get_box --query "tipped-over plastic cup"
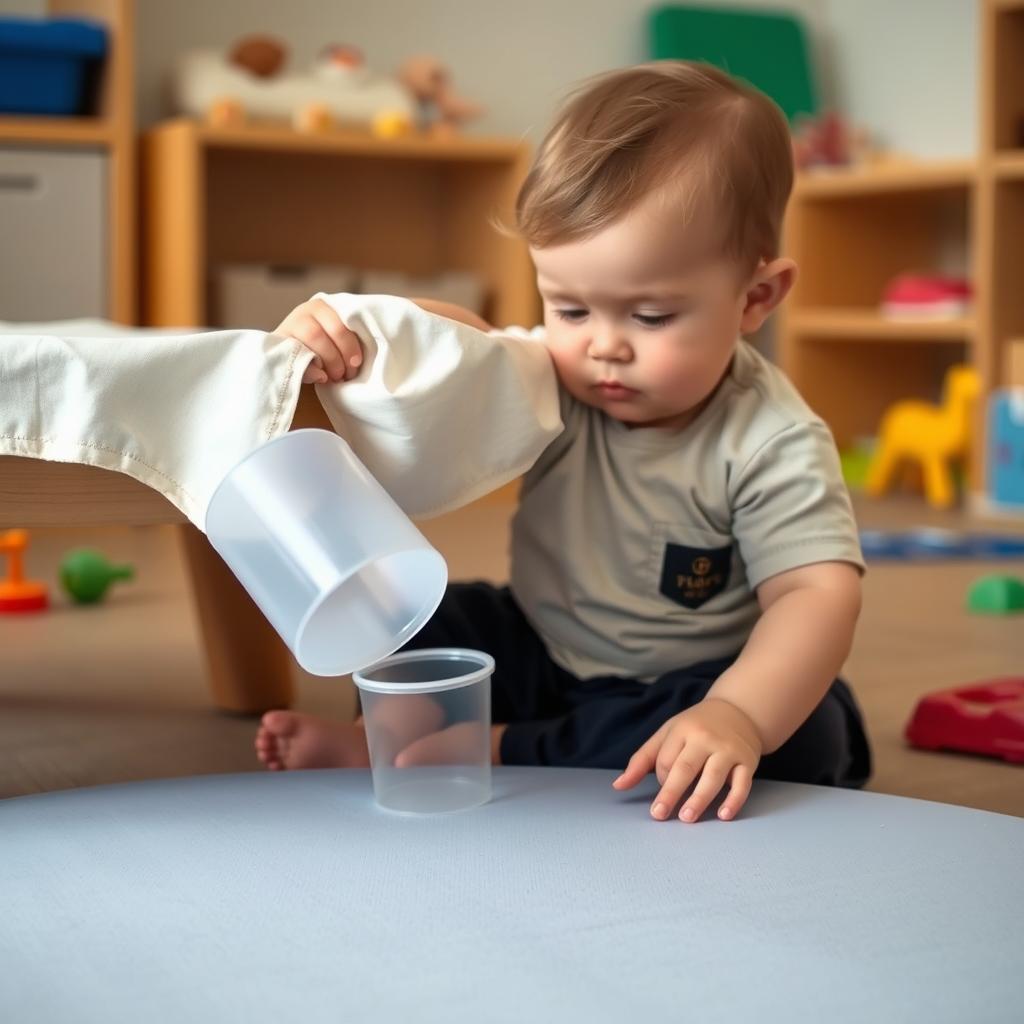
[353,648,493,814]
[204,429,448,677]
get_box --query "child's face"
[532,191,793,431]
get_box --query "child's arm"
[275,296,493,384]
[272,291,562,519]
[614,560,861,823]
[408,298,494,333]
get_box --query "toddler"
[255,61,870,823]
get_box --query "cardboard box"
[359,269,486,316]
[215,264,358,331]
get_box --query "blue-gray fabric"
[1,768,1020,1023]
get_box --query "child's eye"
[554,308,588,323]
[633,313,675,328]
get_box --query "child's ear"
[739,258,797,333]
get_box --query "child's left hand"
[613,698,762,823]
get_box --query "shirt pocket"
[650,523,734,610]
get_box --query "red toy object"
[905,678,1024,764]
[881,274,973,320]
[0,529,49,613]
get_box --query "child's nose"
[587,327,630,361]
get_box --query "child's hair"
[516,61,794,276]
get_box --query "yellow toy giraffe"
[865,365,982,508]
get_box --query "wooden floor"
[2,495,1022,816]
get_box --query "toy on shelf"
[791,110,873,170]
[880,274,972,321]
[988,389,1024,512]
[169,37,483,138]
[170,36,414,132]
[397,55,485,136]
[59,548,134,605]
[905,677,1024,763]
[859,528,1024,562]
[966,573,1024,615]
[0,529,49,613]
[864,365,981,509]
[839,437,876,491]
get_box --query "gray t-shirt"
[509,339,864,681]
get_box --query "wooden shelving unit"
[141,118,539,331]
[138,116,539,713]
[779,1,1024,497]
[0,0,135,323]
[779,164,974,453]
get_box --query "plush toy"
[792,110,873,170]
[170,35,414,132]
[397,55,485,135]
[170,36,483,137]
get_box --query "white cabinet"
[0,147,106,321]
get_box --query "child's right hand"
[274,297,364,385]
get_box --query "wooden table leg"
[178,524,295,714]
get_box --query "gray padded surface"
[1,767,1021,1023]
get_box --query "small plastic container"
[353,648,494,814]
[205,429,447,677]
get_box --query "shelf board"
[993,151,1024,179]
[154,117,527,163]
[794,159,976,198]
[790,308,975,343]
[0,116,113,146]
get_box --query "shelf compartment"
[990,3,1024,151]
[784,337,971,448]
[789,308,975,343]
[143,117,537,331]
[785,188,971,310]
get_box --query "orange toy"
[0,529,50,613]
[865,365,982,509]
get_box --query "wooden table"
[1,390,333,714]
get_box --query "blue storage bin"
[0,17,108,116]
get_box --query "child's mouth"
[595,381,638,399]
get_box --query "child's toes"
[254,725,286,769]
[261,710,301,739]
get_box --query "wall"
[816,0,978,158]
[0,0,978,155]
[133,0,823,135]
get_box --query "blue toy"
[859,528,1024,562]
[988,390,1024,511]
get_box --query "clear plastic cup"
[353,648,493,814]
[204,429,448,677]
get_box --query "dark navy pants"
[401,582,871,788]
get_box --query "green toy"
[59,548,135,604]
[839,438,877,491]
[966,574,1024,615]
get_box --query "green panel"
[650,5,818,122]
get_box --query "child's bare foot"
[255,711,370,771]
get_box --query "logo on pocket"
[659,543,731,608]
